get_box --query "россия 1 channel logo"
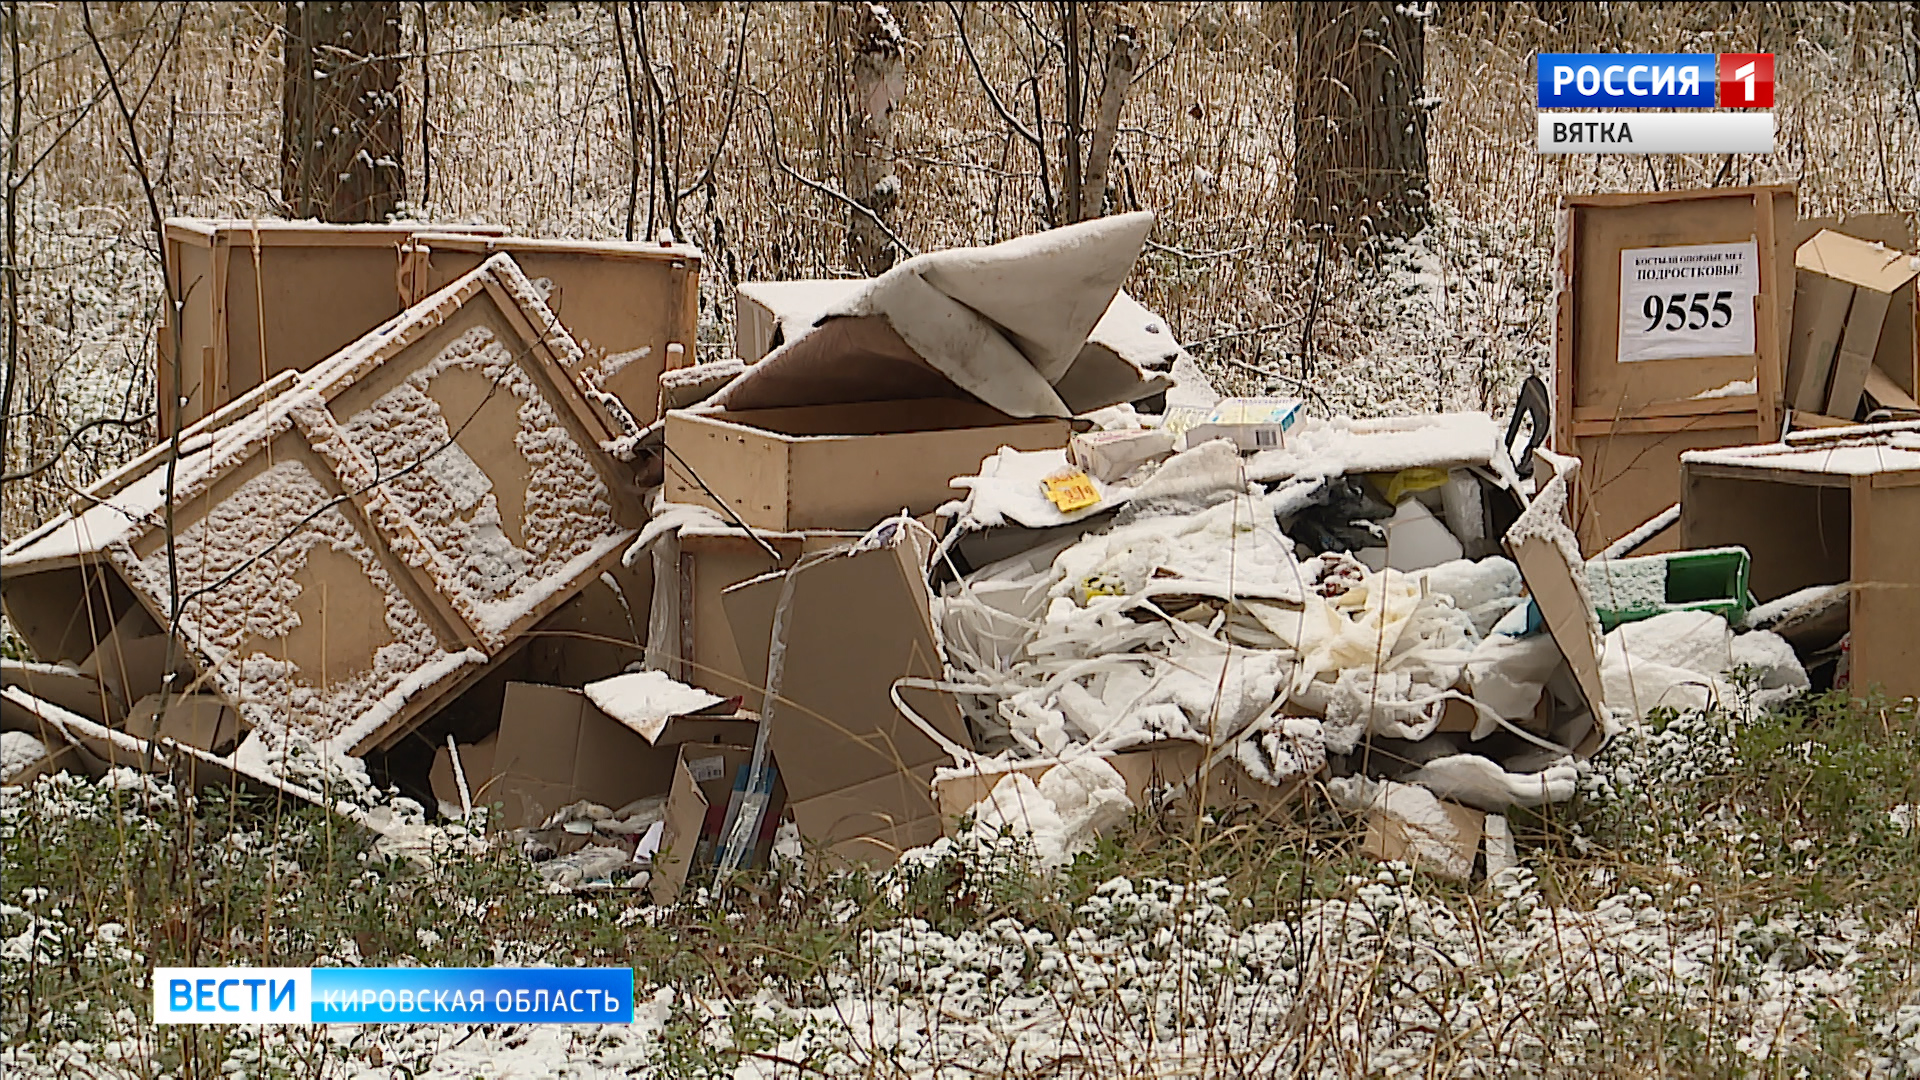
[1536,53,1775,155]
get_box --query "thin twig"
[1,412,155,483]
[945,1,1044,151]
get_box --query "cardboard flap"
[720,531,972,808]
[1504,451,1609,749]
[1796,229,1920,294]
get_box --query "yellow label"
[1043,471,1101,512]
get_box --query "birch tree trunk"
[846,2,905,274]
[1078,22,1140,221]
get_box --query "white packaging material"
[1378,499,1465,572]
[1483,813,1518,877]
[1406,753,1579,810]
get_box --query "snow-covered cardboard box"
[158,218,509,435]
[1,254,646,756]
[409,233,702,430]
[720,527,974,867]
[1682,421,1920,700]
[487,681,756,831]
[663,399,1070,532]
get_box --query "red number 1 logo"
[1717,53,1774,108]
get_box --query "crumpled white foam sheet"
[710,213,1163,418]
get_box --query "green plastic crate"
[1585,547,1751,631]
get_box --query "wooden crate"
[7,255,643,755]
[1553,185,1797,553]
[410,234,701,428]
[158,219,509,435]
[1681,424,1920,700]
[663,398,1071,532]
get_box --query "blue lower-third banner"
[153,967,634,1024]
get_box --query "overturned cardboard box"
[2,254,644,756]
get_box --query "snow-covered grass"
[5,690,1919,1078]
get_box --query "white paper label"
[1616,241,1759,363]
[687,756,726,784]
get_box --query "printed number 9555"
[1644,290,1734,332]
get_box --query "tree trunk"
[1291,1,1430,244]
[1079,22,1140,222]
[846,2,904,274]
[281,2,406,223]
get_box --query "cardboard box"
[429,732,499,813]
[1068,428,1177,482]
[1553,185,1796,554]
[645,530,856,700]
[157,219,509,434]
[3,254,644,754]
[720,529,973,865]
[1682,424,1920,701]
[664,399,1069,532]
[410,234,701,429]
[1785,230,1920,420]
[1187,397,1304,452]
[488,681,758,831]
[650,742,789,905]
[1504,452,1611,759]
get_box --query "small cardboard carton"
[649,742,789,905]
[721,527,974,865]
[663,398,1070,532]
[1068,428,1177,482]
[1785,230,1920,419]
[487,682,757,831]
[1186,397,1304,452]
